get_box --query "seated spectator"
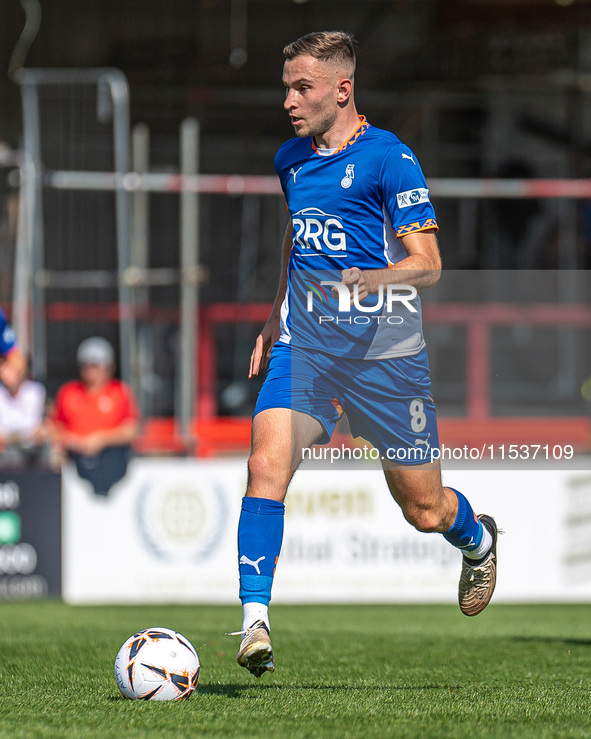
[50,337,140,496]
[0,354,50,468]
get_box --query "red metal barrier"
[199,301,591,422]
[422,302,591,419]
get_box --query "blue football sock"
[238,496,285,606]
[443,488,483,552]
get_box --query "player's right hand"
[249,320,280,378]
[249,334,266,378]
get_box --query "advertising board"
[0,470,61,600]
[62,457,591,604]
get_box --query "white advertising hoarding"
[62,457,591,604]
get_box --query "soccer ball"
[114,627,200,701]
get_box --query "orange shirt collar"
[312,115,369,155]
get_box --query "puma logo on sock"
[239,555,266,575]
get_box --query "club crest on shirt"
[341,164,355,189]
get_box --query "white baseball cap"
[76,337,115,366]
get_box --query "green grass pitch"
[0,601,589,738]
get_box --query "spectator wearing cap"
[50,337,140,495]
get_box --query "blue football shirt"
[0,308,17,356]
[274,116,438,359]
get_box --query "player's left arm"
[341,229,441,300]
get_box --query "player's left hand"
[339,267,369,304]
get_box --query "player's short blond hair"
[283,31,356,78]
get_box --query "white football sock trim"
[242,602,270,631]
[464,525,493,560]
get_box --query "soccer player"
[231,31,497,678]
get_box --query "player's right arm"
[249,222,292,378]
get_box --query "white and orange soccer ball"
[114,627,200,701]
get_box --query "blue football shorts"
[253,341,440,465]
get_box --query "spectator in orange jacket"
[51,337,139,495]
